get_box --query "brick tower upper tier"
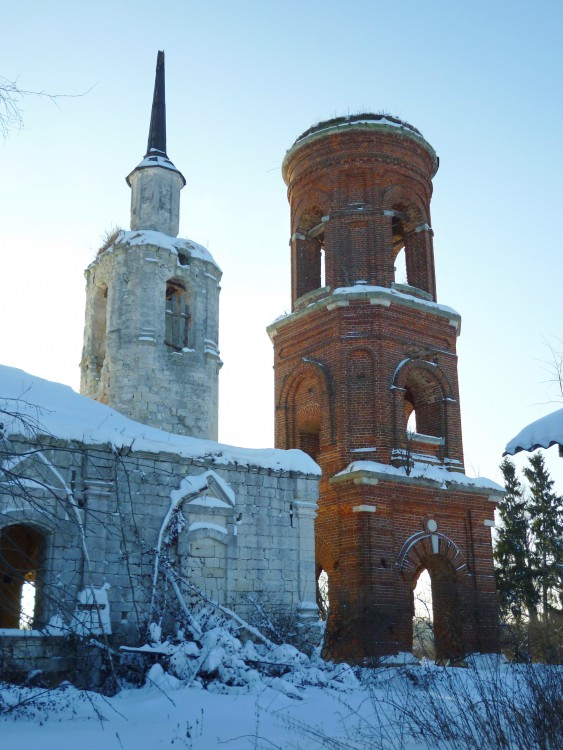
[283,114,439,308]
[270,114,460,471]
[80,52,222,439]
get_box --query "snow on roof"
[135,154,182,173]
[335,459,503,493]
[268,284,460,338]
[126,154,186,187]
[0,365,320,476]
[504,408,563,455]
[102,229,221,271]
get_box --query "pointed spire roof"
[146,50,167,158]
[126,50,185,187]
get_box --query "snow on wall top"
[336,459,504,493]
[504,409,563,455]
[0,365,320,476]
[99,229,220,272]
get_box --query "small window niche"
[165,281,191,351]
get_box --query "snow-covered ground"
[2,622,561,750]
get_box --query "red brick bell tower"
[268,114,502,661]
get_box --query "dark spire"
[145,50,167,158]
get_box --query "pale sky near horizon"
[1,0,562,491]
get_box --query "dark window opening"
[165,281,191,351]
[0,525,46,629]
[403,373,443,439]
[299,430,320,462]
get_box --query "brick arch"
[279,359,335,451]
[381,186,435,296]
[396,530,468,574]
[381,185,428,231]
[291,190,330,232]
[290,195,331,304]
[392,359,453,456]
[393,358,453,398]
[402,534,468,659]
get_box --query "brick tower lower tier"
[268,114,503,661]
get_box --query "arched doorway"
[412,555,463,660]
[0,524,46,629]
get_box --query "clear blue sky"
[1,0,562,490]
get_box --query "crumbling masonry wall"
[0,432,318,675]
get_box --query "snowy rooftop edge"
[97,229,221,272]
[332,285,460,317]
[0,365,320,476]
[333,459,504,493]
[126,153,186,185]
[504,408,563,456]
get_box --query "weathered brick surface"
[269,116,499,660]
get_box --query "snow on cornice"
[332,285,459,316]
[504,408,563,455]
[0,365,319,476]
[97,229,221,272]
[268,284,460,339]
[332,459,503,495]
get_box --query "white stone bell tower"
[80,51,222,439]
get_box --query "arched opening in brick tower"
[412,568,434,658]
[412,556,463,660]
[403,369,444,439]
[294,206,326,300]
[0,524,46,629]
[392,214,408,285]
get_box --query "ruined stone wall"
[0,433,318,663]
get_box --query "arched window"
[165,281,190,350]
[293,206,326,302]
[403,369,444,439]
[0,524,46,629]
